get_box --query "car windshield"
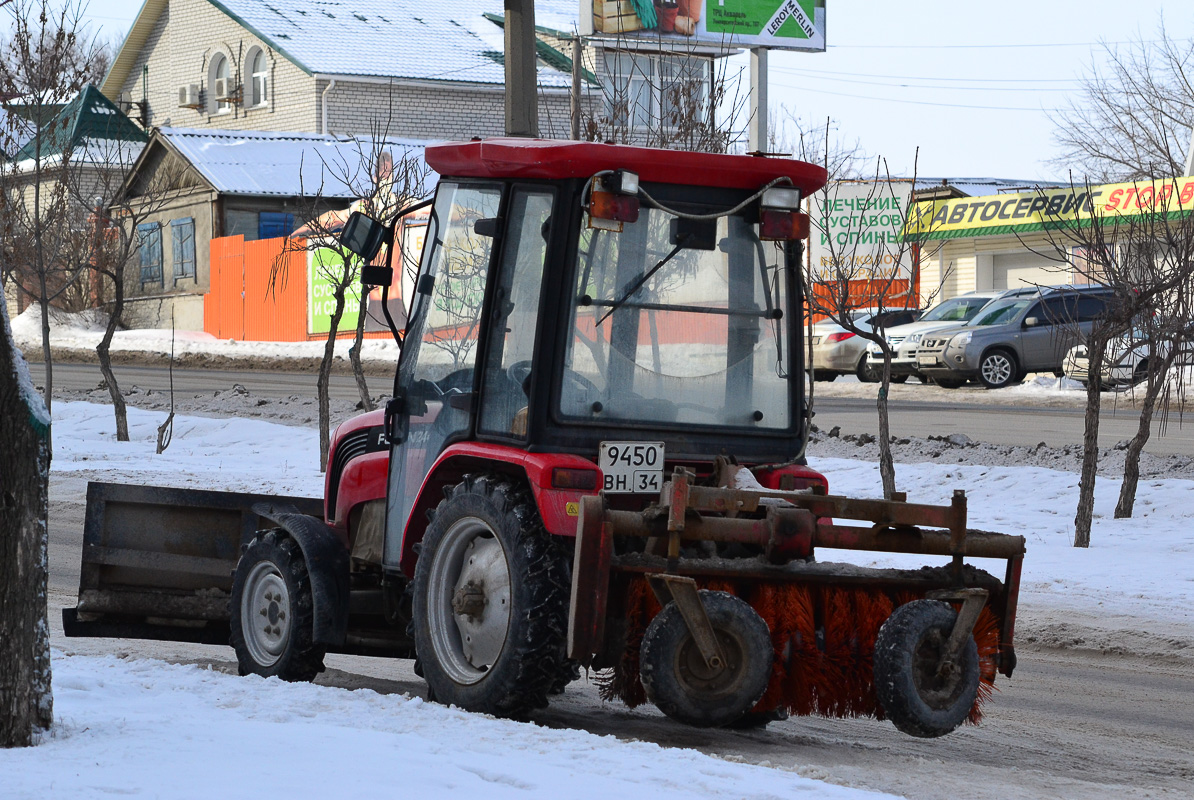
[562,205,791,430]
[920,296,991,323]
[970,298,1033,326]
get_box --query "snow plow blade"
[62,481,323,644]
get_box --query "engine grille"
[327,426,383,521]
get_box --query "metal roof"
[15,86,147,162]
[157,127,434,197]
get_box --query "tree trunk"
[1073,337,1108,548]
[349,283,373,411]
[318,289,348,472]
[0,304,54,747]
[876,351,896,499]
[97,274,128,441]
[1115,349,1177,518]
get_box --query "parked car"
[1063,327,1158,389]
[809,307,922,381]
[863,289,1038,381]
[915,286,1115,389]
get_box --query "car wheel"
[932,377,965,389]
[411,474,571,718]
[1130,359,1149,387]
[813,372,838,382]
[891,375,909,384]
[856,356,880,383]
[978,349,1018,390]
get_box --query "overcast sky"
[75,0,1194,183]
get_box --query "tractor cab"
[341,139,828,575]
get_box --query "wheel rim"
[673,629,747,698]
[427,517,512,685]
[981,354,1012,385]
[240,561,291,668]
[911,628,968,710]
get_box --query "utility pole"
[504,0,538,138]
[748,48,768,153]
[571,36,582,140]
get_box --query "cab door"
[383,182,502,570]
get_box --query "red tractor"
[67,139,1025,737]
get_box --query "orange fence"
[205,235,392,342]
[806,277,918,323]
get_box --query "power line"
[771,82,1060,112]
[827,38,1162,50]
[768,64,1081,85]
[769,67,1075,93]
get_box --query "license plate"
[917,355,938,366]
[599,441,664,494]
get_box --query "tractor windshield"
[562,204,792,430]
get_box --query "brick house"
[100,0,589,140]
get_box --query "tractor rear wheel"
[874,599,979,738]
[230,530,326,681]
[640,591,773,728]
[411,474,570,718]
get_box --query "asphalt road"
[816,395,1194,455]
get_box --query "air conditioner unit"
[212,77,227,101]
[177,84,200,108]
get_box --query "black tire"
[411,474,570,718]
[978,349,1018,389]
[1130,359,1149,387]
[891,374,909,384]
[640,591,774,728]
[812,372,838,382]
[932,377,965,389]
[856,356,880,383]
[874,600,979,738]
[230,530,326,681]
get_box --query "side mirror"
[1024,317,1039,328]
[339,211,389,262]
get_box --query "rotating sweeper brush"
[568,461,1025,736]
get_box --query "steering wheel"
[506,360,601,398]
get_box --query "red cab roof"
[424,138,828,197]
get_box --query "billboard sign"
[808,181,916,281]
[581,1,825,52]
[308,247,361,335]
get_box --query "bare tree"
[579,34,750,153]
[0,0,104,412]
[805,149,937,499]
[277,133,432,470]
[1051,21,1194,183]
[771,106,869,180]
[0,299,53,747]
[1030,179,1194,546]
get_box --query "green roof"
[16,85,147,162]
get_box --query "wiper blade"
[596,241,685,326]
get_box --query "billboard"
[808,181,916,280]
[308,247,362,335]
[581,1,825,52]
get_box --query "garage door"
[992,251,1067,290]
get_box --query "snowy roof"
[157,127,435,198]
[914,177,1068,198]
[105,1,578,95]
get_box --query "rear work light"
[551,468,599,491]
[587,171,641,232]
[824,331,856,343]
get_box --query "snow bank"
[0,654,894,800]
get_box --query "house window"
[138,222,162,285]
[210,53,232,114]
[248,48,268,107]
[171,218,196,280]
[603,52,711,130]
[258,211,294,239]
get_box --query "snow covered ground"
[3,400,1189,798]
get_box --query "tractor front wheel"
[230,530,326,681]
[411,474,570,718]
[640,591,774,728]
[874,599,979,738]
